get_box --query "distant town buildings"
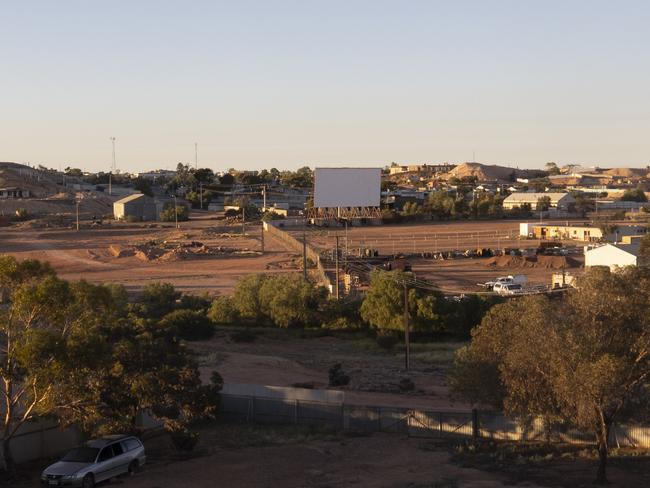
[0,187,31,199]
[520,223,646,242]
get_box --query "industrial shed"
[113,193,157,221]
[503,192,576,211]
[584,242,641,271]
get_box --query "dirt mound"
[485,255,580,269]
[603,167,647,178]
[445,162,542,182]
[108,244,134,258]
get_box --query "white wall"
[585,244,638,270]
[314,168,381,208]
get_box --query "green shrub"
[209,295,240,324]
[160,309,215,341]
[179,293,212,313]
[160,203,189,222]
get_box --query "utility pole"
[302,230,308,281]
[335,235,340,299]
[261,224,265,254]
[200,182,203,210]
[108,172,112,196]
[403,281,410,371]
[344,220,349,265]
[262,185,267,211]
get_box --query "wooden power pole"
[335,235,340,299]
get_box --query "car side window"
[112,442,124,456]
[98,446,114,462]
[123,438,141,451]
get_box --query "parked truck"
[482,274,528,290]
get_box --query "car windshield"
[61,447,99,463]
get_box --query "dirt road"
[0,218,297,294]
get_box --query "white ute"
[492,282,525,296]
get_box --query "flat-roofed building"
[503,192,576,211]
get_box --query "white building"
[503,192,576,211]
[584,242,641,271]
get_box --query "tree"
[360,270,444,332]
[159,309,215,341]
[186,190,213,209]
[536,195,551,211]
[639,232,650,260]
[620,186,648,203]
[208,295,240,325]
[452,267,650,484]
[231,274,268,324]
[280,166,313,188]
[545,162,561,176]
[193,168,214,185]
[0,268,222,460]
[0,257,63,472]
[258,274,326,328]
[219,173,235,186]
[133,178,153,197]
[160,204,189,222]
[133,282,181,319]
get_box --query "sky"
[1,0,649,173]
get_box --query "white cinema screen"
[313,167,381,208]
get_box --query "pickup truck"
[482,275,527,290]
[492,282,525,296]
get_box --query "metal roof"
[503,192,574,203]
[114,193,149,204]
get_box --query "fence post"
[472,409,479,440]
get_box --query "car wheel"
[82,473,95,488]
[128,460,139,475]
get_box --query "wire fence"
[220,393,650,448]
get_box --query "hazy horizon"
[2,1,649,172]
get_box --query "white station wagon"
[41,435,146,487]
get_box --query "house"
[502,192,576,211]
[0,187,31,199]
[113,193,158,221]
[584,241,643,271]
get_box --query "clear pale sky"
[1,1,649,172]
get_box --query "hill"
[444,162,544,182]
